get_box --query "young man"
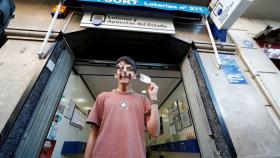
[85,56,160,158]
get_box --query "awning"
[65,0,209,15]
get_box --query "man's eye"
[117,66,124,70]
[127,67,133,71]
[117,66,133,71]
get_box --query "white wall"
[50,71,95,158]
[231,17,280,35]
[229,17,280,130]
[201,17,280,157]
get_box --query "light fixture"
[76,98,86,103]
[84,107,91,110]
[141,90,147,94]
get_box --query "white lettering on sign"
[189,6,203,12]
[104,0,137,5]
[107,15,137,22]
[143,2,178,9]
[81,12,175,34]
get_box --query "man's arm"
[147,103,160,138]
[84,126,99,158]
[147,82,160,138]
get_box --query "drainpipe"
[205,17,222,69]
[38,0,62,59]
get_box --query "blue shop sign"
[77,0,209,15]
[219,54,247,84]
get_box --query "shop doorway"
[39,29,201,158]
[10,28,223,158]
[39,63,200,158]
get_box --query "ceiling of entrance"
[74,65,182,106]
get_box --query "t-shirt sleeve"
[143,96,152,126]
[86,93,104,127]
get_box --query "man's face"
[115,61,136,85]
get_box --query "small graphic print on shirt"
[120,101,128,110]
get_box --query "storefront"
[0,1,239,157]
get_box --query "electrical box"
[210,0,253,30]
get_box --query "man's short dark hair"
[115,56,137,73]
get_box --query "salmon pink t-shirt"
[86,90,152,158]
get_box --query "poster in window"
[169,124,176,135]
[47,113,63,140]
[70,107,86,129]
[173,100,179,113]
[63,100,75,119]
[57,103,65,114]
[175,120,182,132]
[168,105,173,125]
[180,110,192,128]
[178,98,186,113]
[168,100,181,125]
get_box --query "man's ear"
[114,71,117,78]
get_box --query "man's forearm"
[147,104,160,137]
[85,127,99,158]
[147,82,160,137]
